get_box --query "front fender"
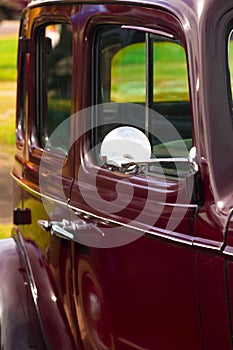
[0,238,46,349]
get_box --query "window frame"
[91,24,192,179]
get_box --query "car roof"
[27,0,232,8]
[27,0,233,23]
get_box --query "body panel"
[73,239,202,349]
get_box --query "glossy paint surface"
[0,238,46,349]
[3,0,233,349]
[73,239,202,349]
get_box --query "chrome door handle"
[38,219,74,240]
[38,217,107,242]
[38,219,87,241]
[51,224,74,240]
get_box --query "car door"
[194,11,233,350]
[12,7,78,348]
[68,4,203,349]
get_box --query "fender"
[14,227,77,349]
[0,231,77,349]
[0,237,46,349]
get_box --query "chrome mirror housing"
[100,126,198,177]
[100,126,152,162]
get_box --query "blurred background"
[0,2,22,238]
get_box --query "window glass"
[37,23,72,151]
[111,42,146,102]
[93,26,192,177]
[16,39,27,146]
[153,41,189,102]
[111,40,189,103]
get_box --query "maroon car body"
[1,0,233,348]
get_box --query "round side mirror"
[100,126,152,176]
[100,126,197,178]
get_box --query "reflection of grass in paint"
[111,42,189,102]
[18,198,50,252]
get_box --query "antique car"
[1,0,233,348]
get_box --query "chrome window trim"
[11,172,228,255]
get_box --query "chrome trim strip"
[12,173,195,246]
[69,200,194,246]
[28,0,72,6]
[223,246,233,257]
[193,240,223,251]
[122,25,175,38]
[12,173,225,254]
[159,202,197,209]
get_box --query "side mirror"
[100,126,198,177]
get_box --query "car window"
[92,26,192,178]
[16,37,27,147]
[36,23,72,152]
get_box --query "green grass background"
[0,35,17,150]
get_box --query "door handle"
[38,219,86,240]
[51,224,74,240]
[38,216,107,242]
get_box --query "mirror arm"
[104,156,198,177]
[122,157,189,166]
